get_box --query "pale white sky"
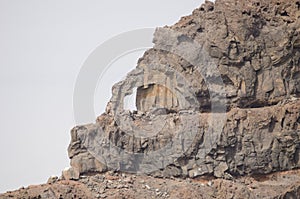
[0,0,205,193]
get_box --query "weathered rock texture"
[66,0,300,194]
[138,0,300,111]
[2,169,300,199]
[69,99,300,179]
[136,84,179,112]
[1,0,300,198]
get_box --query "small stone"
[214,162,228,178]
[47,176,58,184]
[62,167,80,180]
[117,184,123,189]
[123,177,133,184]
[207,181,213,187]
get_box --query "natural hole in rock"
[124,88,138,112]
[94,50,146,115]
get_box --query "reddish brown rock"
[1,169,300,199]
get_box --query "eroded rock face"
[67,0,300,181]
[136,84,179,112]
[136,0,300,111]
[69,99,300,178]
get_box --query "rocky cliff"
[2,0,300,198]
[67,0,300,180]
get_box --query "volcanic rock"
[2,0,300,198]
[67,0,300,180]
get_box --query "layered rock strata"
[67,0,300,180]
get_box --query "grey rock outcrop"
[67,0,300,180]
[69,99,300,178]
[137,0,300,111]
